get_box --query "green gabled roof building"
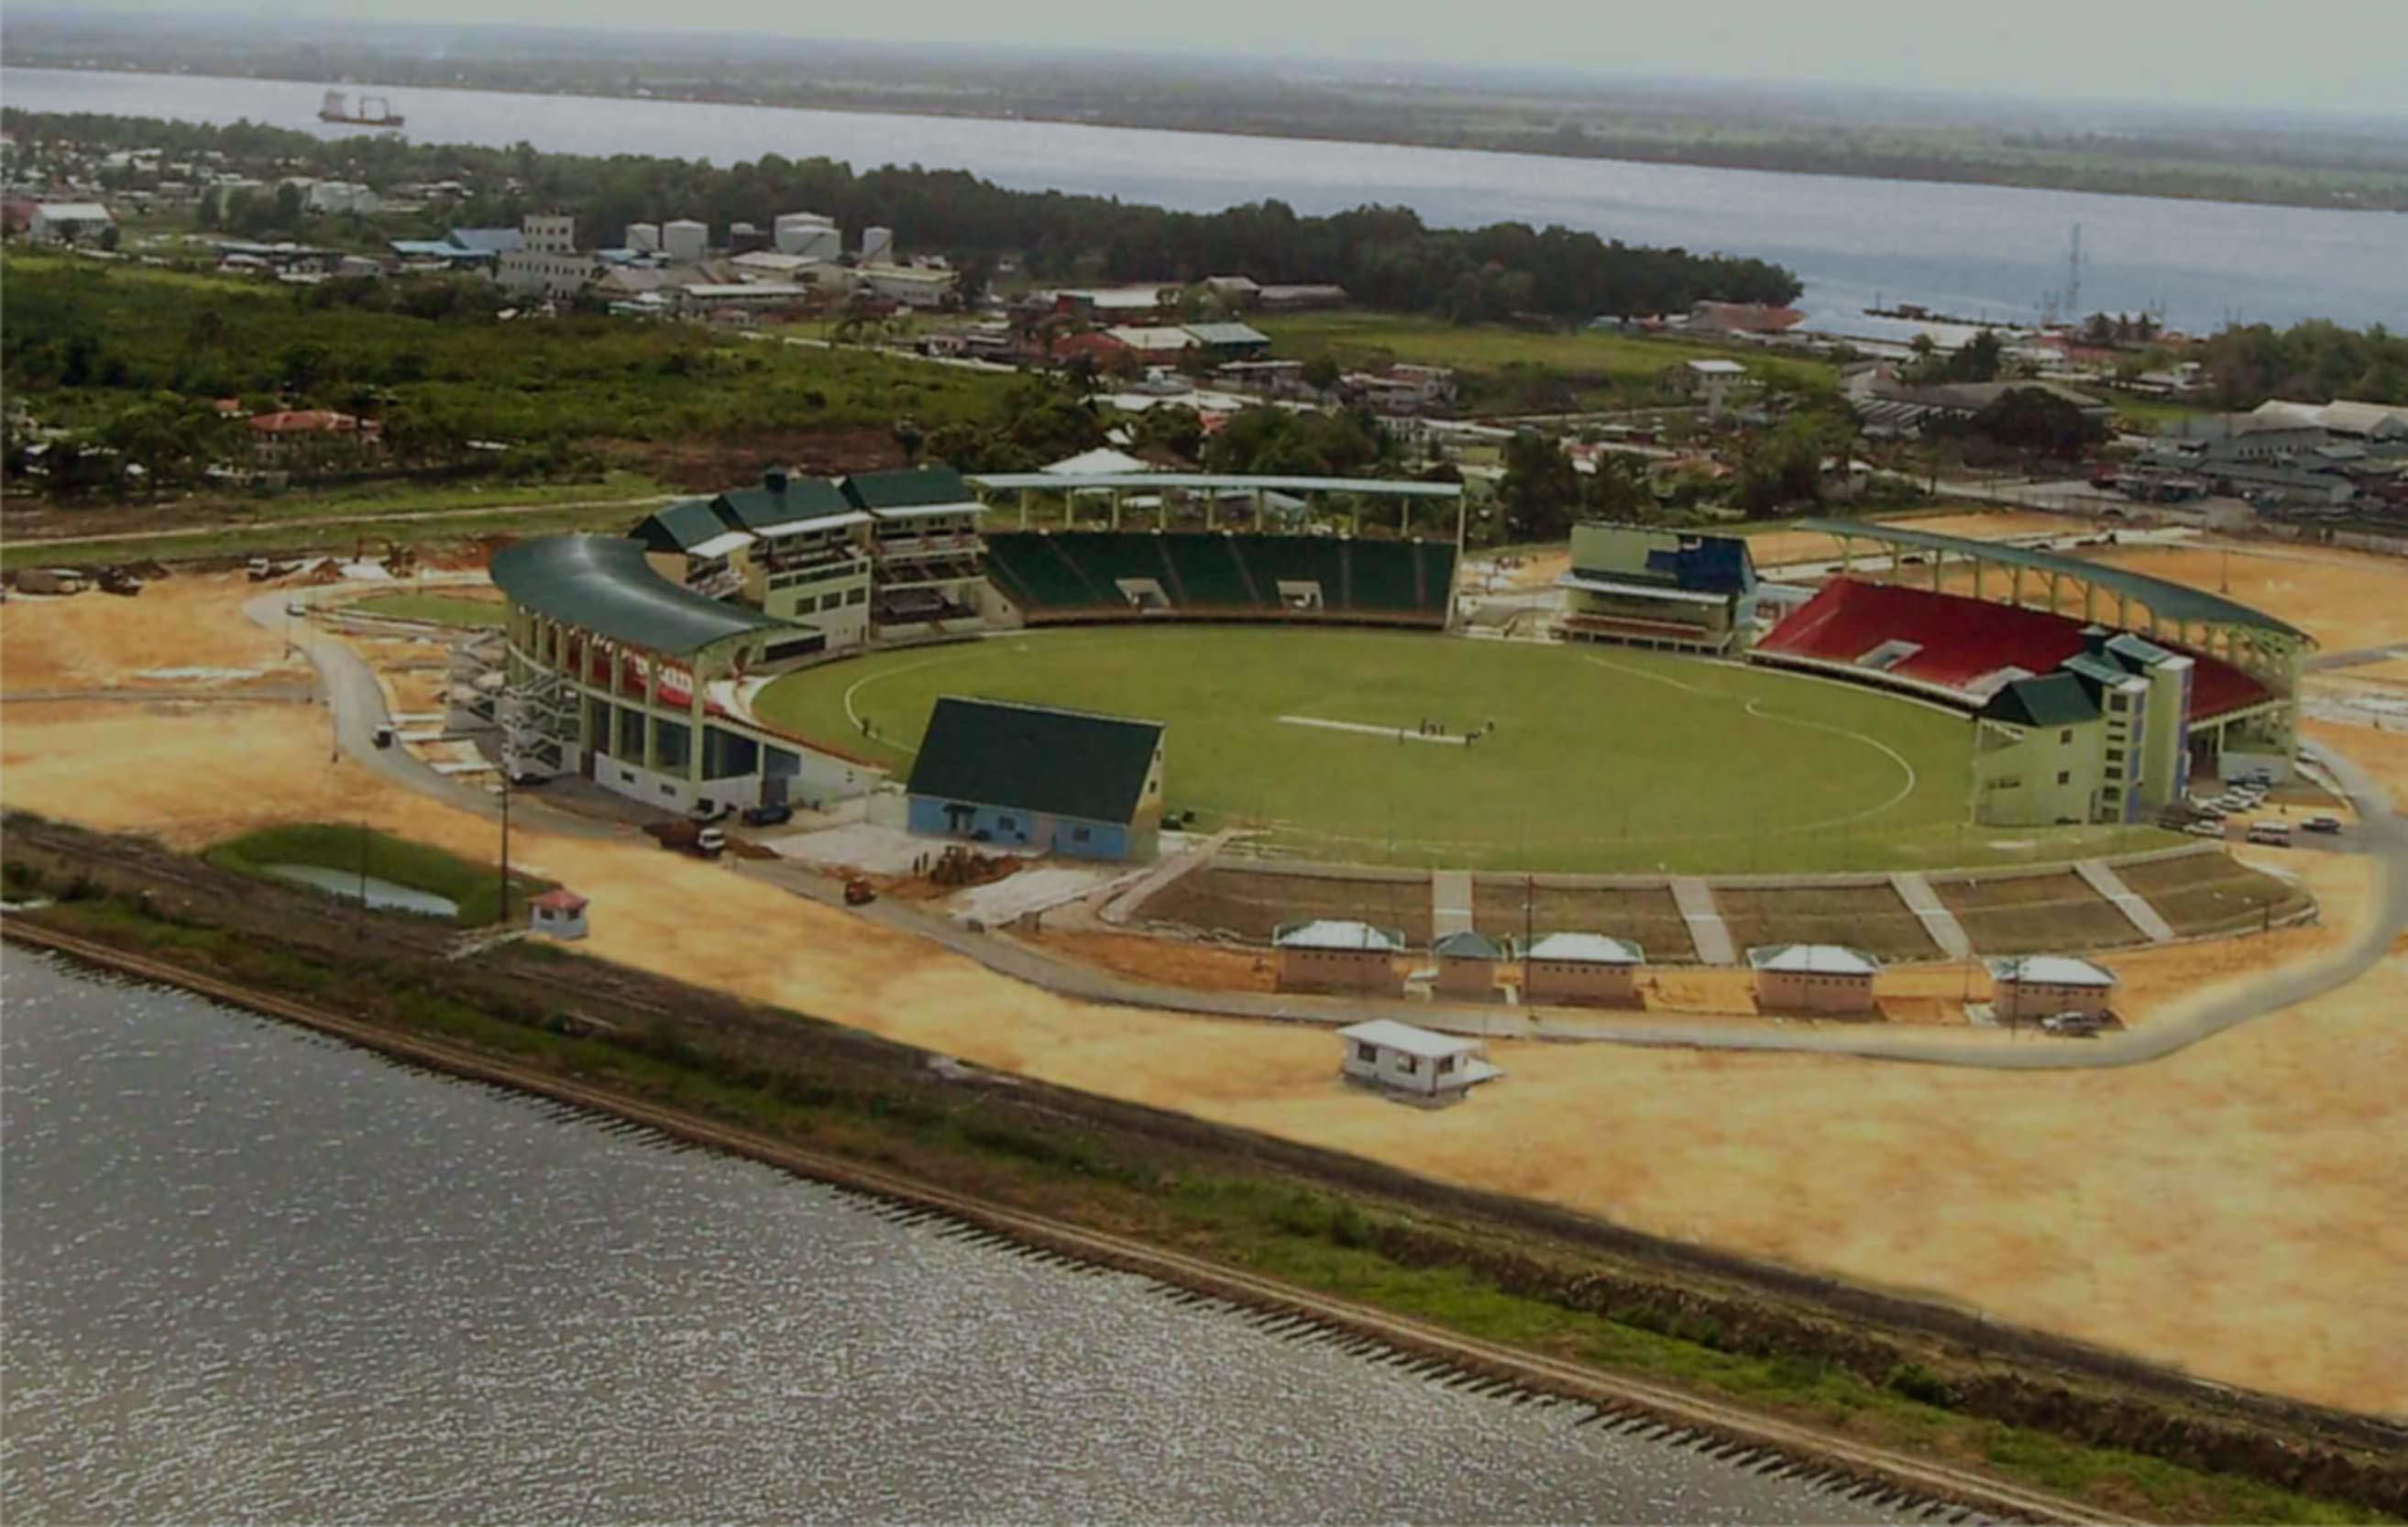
[632,497,736,555]
[841,465,979,515]
[903,696,1165,862]
[711,468,857,533]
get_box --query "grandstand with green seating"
[967,471,1467,631]
[984,531,1457,628]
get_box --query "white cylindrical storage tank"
[859,225,893,265]
[662,218,709,261]
[796,225,841,262]
[625,222,660,253]
[774,211,833,253]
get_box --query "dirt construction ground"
[3,570,2403,1420]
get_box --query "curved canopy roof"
[968,472,1464,499]
[1794,518,2305,641]
[490,535,791,655]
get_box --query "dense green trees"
[2194,320,2408,409]
[1202,407,1396,477]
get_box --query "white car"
[2184,820,2227,838]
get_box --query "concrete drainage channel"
[10,921,2128,1526]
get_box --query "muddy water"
[1,954,1905,1523]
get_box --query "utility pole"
[498,747,513,928]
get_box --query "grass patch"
[347,592,507,628]
[3,251,1013,452]
[204,823,545,927]
[752,625,2139,873]
[1253,310,1838,411]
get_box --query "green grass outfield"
[753,628,2158,873]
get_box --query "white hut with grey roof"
[1518,932,1645,1007]
[1336,1019,1501,1101]
[1274,919,1404,995]
[1747,943,1878,1015]
[1986,954,2117,1022]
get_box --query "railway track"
[6,917,2146,1526]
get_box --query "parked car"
[2246,820,2293,846]
[2184,820,2226,838]
[2302,814,2343,834]
[2041,1012,2103,1037]
[741,802,794,829]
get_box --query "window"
[2106,748,2126,763]
[2057,770,2072,785]
[2060,728,2073,743]
[1438,1055,1457,1074]
[1355,1042,1378,1063]
[1071,825,1091,842]
[1399,1055,1419,1074]
[848,587,867,605]
[2109,695,2130,712]
[998,815,1016,831]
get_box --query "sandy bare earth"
[1743,509,2074,570]
[3,572,2403,1418]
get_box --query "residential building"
[1336,1019,1502,1101]
[27,201,114,244]
[860,263,956,308]
[1428,929,1502,1000]
[246,409,380,465]
[1987,954,2117,1023]
[1182,322,1272,361]
[1517,932,1645,1006]
[903,697,1166,861]
[495,214,595,299]
[1105,324,1199,357]
[1748,944,1878,1015]
[1276,921,1405,995]
[528,888,589,941]
[304,181,379,216]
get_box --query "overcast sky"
[50,1,2408,117]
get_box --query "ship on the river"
[318,89,404,128]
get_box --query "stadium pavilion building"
[1752,520,2312,828]
[485,535,872,815]
[486,466,1468,816]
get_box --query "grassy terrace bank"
[205,823,547,928]
[2,821,2399,1523]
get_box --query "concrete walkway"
[1890,872,1973,960]
[1669,877,1738,965]
[1431,870,1475,939]
[2075,858,2177,945]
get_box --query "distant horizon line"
[6,6,2406,131]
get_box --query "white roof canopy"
[1986,954,2117,987]
[1337,1019,1479,1060]
[1748,943,1878,975]
[1523,932,1644,965]
[1278,918,1403,952]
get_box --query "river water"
[0,952,1902,1523]
[5,65,2403,338]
